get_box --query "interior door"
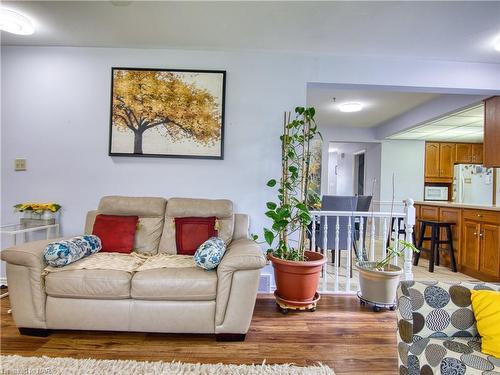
[425,143,440,178]
[480,224,500,279]
[439,143,455,178]
[462,220,481,271]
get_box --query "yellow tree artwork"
[110,68,225,158]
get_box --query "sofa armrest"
[215,239,266,329]
[1,238,59,269]
[396,281,414,373]
[1,238,60,329]
[217,239,266,273]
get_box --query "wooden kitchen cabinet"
[480,224,500,278]
[415,203,500,281]
[425,143,441,178]
[471,144,483,164]
[455,143,472,163]
[461,208,500,281]
[461,220,481,272]
[484,96,500,168]
[439,143,455,178]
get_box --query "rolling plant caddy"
[355,183,419,311]
[255,107,326,313]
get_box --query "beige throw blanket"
[43,252,196,275]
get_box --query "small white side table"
[0,222,60,301]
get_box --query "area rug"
[0,355,335,374]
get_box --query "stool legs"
[428,225,438,273]
[414,222,426,266]
[446,225,458,272]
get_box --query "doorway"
[354,151,365,196]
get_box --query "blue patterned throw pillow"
[44,235,102,267]
[194,237,226,270]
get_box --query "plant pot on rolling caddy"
[355,239,419,311]
[256,106,326,313]
[269,250,326,310]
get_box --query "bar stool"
[386,217,416,249]
[414,220,457,273]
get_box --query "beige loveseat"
[1,196,266,341]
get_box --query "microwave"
[424,186,449,201]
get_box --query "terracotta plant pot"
[269,250,326,305]
[355,261,403,305]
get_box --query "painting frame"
[108,67,226,160]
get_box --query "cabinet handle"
[474,232,477,236]
[477,214,483,218]
[479,232,483,238]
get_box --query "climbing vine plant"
[260,107,321,261]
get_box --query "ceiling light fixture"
[0,8,34,35]
[338,102,363,113]
[494,36,500,52]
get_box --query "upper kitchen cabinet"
[455,143,483,164]
[425,142,455,182]
[471,143,483,164]
[484,96,500,168]
[439,143,455,178]
[425,142,441,178]
[455,143,472,163]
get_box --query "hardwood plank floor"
[1,294,398,374]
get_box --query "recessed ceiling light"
[0,8,34,35]
[339,102,363,113]
[494,36,500,52]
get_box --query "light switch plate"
[15,158,27,171]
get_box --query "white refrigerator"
[453,164,493,205]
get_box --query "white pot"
[356,261,403,305]
[42,211,54,220]
[23,211,33,219]
[32,212,41,220]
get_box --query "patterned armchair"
[396,281,500,375]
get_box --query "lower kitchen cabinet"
[415,204,500,281]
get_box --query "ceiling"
[307,85,440,128]
[389,104,484,142]
[2,1,500,64]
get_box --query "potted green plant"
[256,107,326,311]
[356,239,419,308]
[355,180,419,309]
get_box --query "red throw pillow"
[92,214,139,253]
[175,217,218,255]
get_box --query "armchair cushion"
[194,237,226,270]
[43,235,101,267]
[471,290,500,358]
[92,214,138,253]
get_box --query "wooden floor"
[1,294,398,374]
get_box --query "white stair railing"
[310,198,415,294]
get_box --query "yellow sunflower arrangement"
[14,202,62,213]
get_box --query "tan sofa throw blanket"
[43,252,195,275]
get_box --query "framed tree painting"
[109,67,226,159]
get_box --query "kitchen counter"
[414,201,500,281]
[415,201,500,212]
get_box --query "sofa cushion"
[131,267,217,301]
[92,214,139,253]
[158,197,234,254]
[410,337,500,374]
[175,217,218,255]
[45,269,131,299]
[85,196,167,255]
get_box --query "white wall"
[2,46,498,282]
[327,142,381,201]
[379,140,426,204]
